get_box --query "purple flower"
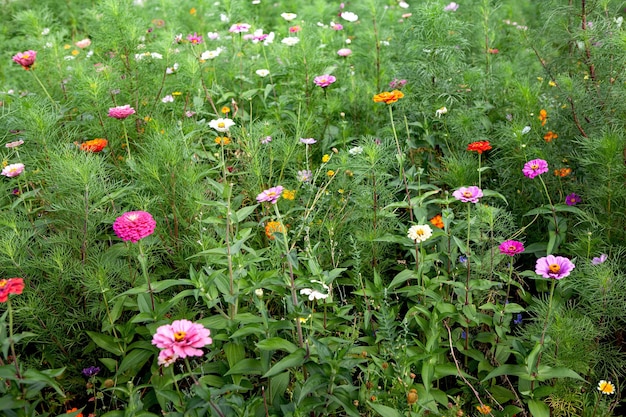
[522,159,549,179]
[313,74,337,88]
[257,186,284,204]
[300,138,317,145]
[444,2,459,11]
[389,78,407,89]
[565,193,581,206]
[535,255,575,280]
[297,170,312,182]
[499,240,525,256]
[229,23,251,33]
[82,366,101,378]
[453,186,483,203]
[592,254,607,265]
[513,314,523,325]
[458,255,467,265]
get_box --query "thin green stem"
[7,298,22,379]
[137,241,155,311]
[31,71,58,111]
[122,122,131,159]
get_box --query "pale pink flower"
[108,105,136,119]
[453,186,483,203]
[444,2,459,11]
[152,319,212,366]
[337,48,352,57]
[112,211,156,242]
[535,255,575,280]
[75,38,92,48]
[314,74,336,88]
[5,140,24,148]
[229,23,251,33]
[1,163,25,178]
[257,186,284,204]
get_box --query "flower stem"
[531,279,556,391]
[7,297,22,379]
[137,241,155,311]
[31,71,58,111]
[122,122,132,159]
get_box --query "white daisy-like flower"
[407,224,433,243]
[281,13,297,21]
[201,48,223,60]
[281,37,300,46]
[209,118,235,132]
[300,288,329,301]
[256,69,270,77]
[340,12,359,22]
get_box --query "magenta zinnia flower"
[522,159,549,179]
[535,255,575,280]
[108,105,136,119]
[1,163,25,178]
[186,32,203,44]
[257,186,284,204]
[565,193,581,206]
[0,278,25,303]
[499,240,525,256]
[314,74,337,88]
[453,186,483,203]
[113,211,156,242]
[12,50,37,70]
[152,319,212,366]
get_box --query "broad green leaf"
[367,401,403,417]
[117,348,154,374]
[528,399,550,417]
[481,364,527,382]
[86,331,124,356]
[225,358,264,376]
[257,337,298,353]
[262,348,306,378]
[537,366,585,382]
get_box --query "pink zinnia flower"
[565,193,581,206]
[592,254,607,265]
[300,138,317,145]
[0,278,25,303]
[108,105,136,119]
[453,186,483,203]
[112,211,156,242]
[152,319,212,366]
[314,74,336,88]
[186,32,203,44]
[522,159,549,179]
[75,38,92,49]
[535,255,575,279]
[499,240,525,256]
[12,50,37,70]
[1,163,25,178]
[337,48,352,57]
[5,140,24,148]
[257,186,284,204]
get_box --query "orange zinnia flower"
[79,138,108,153]
[543,131,558,142]
[538,109,548,126]
[429,214,444,229]
[476,405,492,415]
[66,408,84,417]
[466,140,492,154]
[265,221,286,240]
[554,167,571,177]
[372,90,404,104]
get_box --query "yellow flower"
[214,136,231,145]
[63,44,71,50]
[598,380,615,395]
[548,80,556,87]
[221,106,230,114]
[265,221,285,240]
[327,170,335,177]
[282,189,296,200]
[322,154,330,163]
[476,405,492,415]
[71,49,79,56]
[189,7,196,15]
[172,91,182,96]
[338,189,344,194]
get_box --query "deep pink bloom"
[108,105,136,119]
[499,240,525,256]
[453,186,483,203]
[12,50,37,70]
[113,211,156,242]
[331,23,344,30]
[257,186,284,204]
[565,193,581,206]
[1,163,25,178]
[389,78,407,89]
[522,159,549,179]
[152,319,212,366]
[0,278,25,303]
[535,255,575,280]
[314,74,336,88]
[186,32,203,44]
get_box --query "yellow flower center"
[531,164,539,169]
[548,263,561,274]
[174,331,186,342]
[463,191,473,198]
[415,229,424,236]
[218,122,225,128]
[509,245,517,251]
[0,280,7,287]
[23,53,30,59]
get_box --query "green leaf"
[86,331,124,356]
[117,348,154,375]
[524,205,554,216]
[536,366,585,382]
[262,348,306,378]
[225,358,264,376]
[233,204,258,223]
[387,269,416,290]
[452,236,468,255]
[527,399,550,417]
[481,364,527,382]
[256,337,298,353]
[22,368,66,397]
[482,189,508,205]
[367,401,403,417]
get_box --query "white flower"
[340,12,359,22]
[64,55,75,61]
[161,95,174,103]
[380,40,390,46]
[41,28,50,36]
[207,32,220,40]
[263,32,275,45]
[281,12,297,21]
[300,288,329,301]
[435,107,448,117]
[256,69,270,77]
[399,1,410,8]
[201,48,223,60]
[44,42,53,49]
[166,63,179,74]
[281,37,300,46]
[220,13,230,23]
[407,224,433,243]
[150,52,163,59]
[615,16,623,28]
[86,50,94,58]
[345,38,352,44]
[209,118,235,132]
[254,288,264,297]
[521,126,531,135]
[348,146,363,155]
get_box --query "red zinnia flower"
[466,141,492,154]
[0,278,25,303]
[79,138,108,153]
